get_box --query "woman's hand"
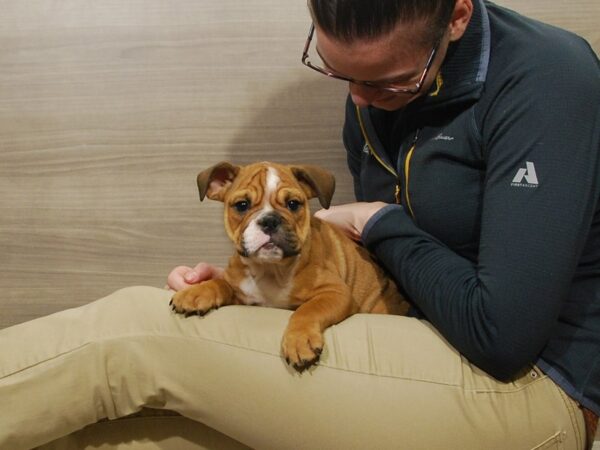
[166,262,224,291]
[314,201,388,241]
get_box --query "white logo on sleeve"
[433,133,455,141]
[511,162,539,188]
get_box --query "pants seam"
[465,372,548,394]
[7,331,557,394]
[0,343,93,379]
[555,380,585,449]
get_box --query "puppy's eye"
[233,200,250,213]
[287,200,302,212]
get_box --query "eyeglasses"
[301,23,440,95]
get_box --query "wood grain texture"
[1,1,598,328]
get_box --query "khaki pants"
[0,286,587,450]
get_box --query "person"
[1,0,598,449]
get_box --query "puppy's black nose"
[258,213,282,235]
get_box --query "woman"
[172,0,600,448]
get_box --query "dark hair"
[308,0,456,45]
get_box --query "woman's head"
[304,0,472,110]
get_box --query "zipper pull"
[395,182,401,204]
[411,129,420,146]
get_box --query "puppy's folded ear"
[197,162,240,202]
[290,165,336,209]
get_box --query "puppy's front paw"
[170,281,222,317]
[281,325,324,373]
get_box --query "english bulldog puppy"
[170,161,408,372]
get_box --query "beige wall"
[1,1,599,328]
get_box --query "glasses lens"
[306,50,335,76]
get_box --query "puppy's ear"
[290,165,336,209]
[197,162,240,202]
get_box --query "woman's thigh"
[0,286,586,450]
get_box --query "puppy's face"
[197,162,335,263]
[225,164,311,261]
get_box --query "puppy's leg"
[282,285,357,372]
[170,279,234,317]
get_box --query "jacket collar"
[419,0,490,110]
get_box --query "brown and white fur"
[170,161,408,372]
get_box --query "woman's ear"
[448,0,474,42]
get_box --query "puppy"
[171,161,408,372]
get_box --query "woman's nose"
[349,82,381,107]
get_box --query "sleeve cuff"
[362,204,403,242]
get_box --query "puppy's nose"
[258,213,282,235]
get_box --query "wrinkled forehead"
[229,163,301,198]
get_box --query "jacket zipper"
[355,105,420,216]
[355,106,402,204]
[403,129,420,218]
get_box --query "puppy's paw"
[281,325,324,373]
[170,282,222,317]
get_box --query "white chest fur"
[238,268,294,309]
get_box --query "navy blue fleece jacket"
[345,0,600,414]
